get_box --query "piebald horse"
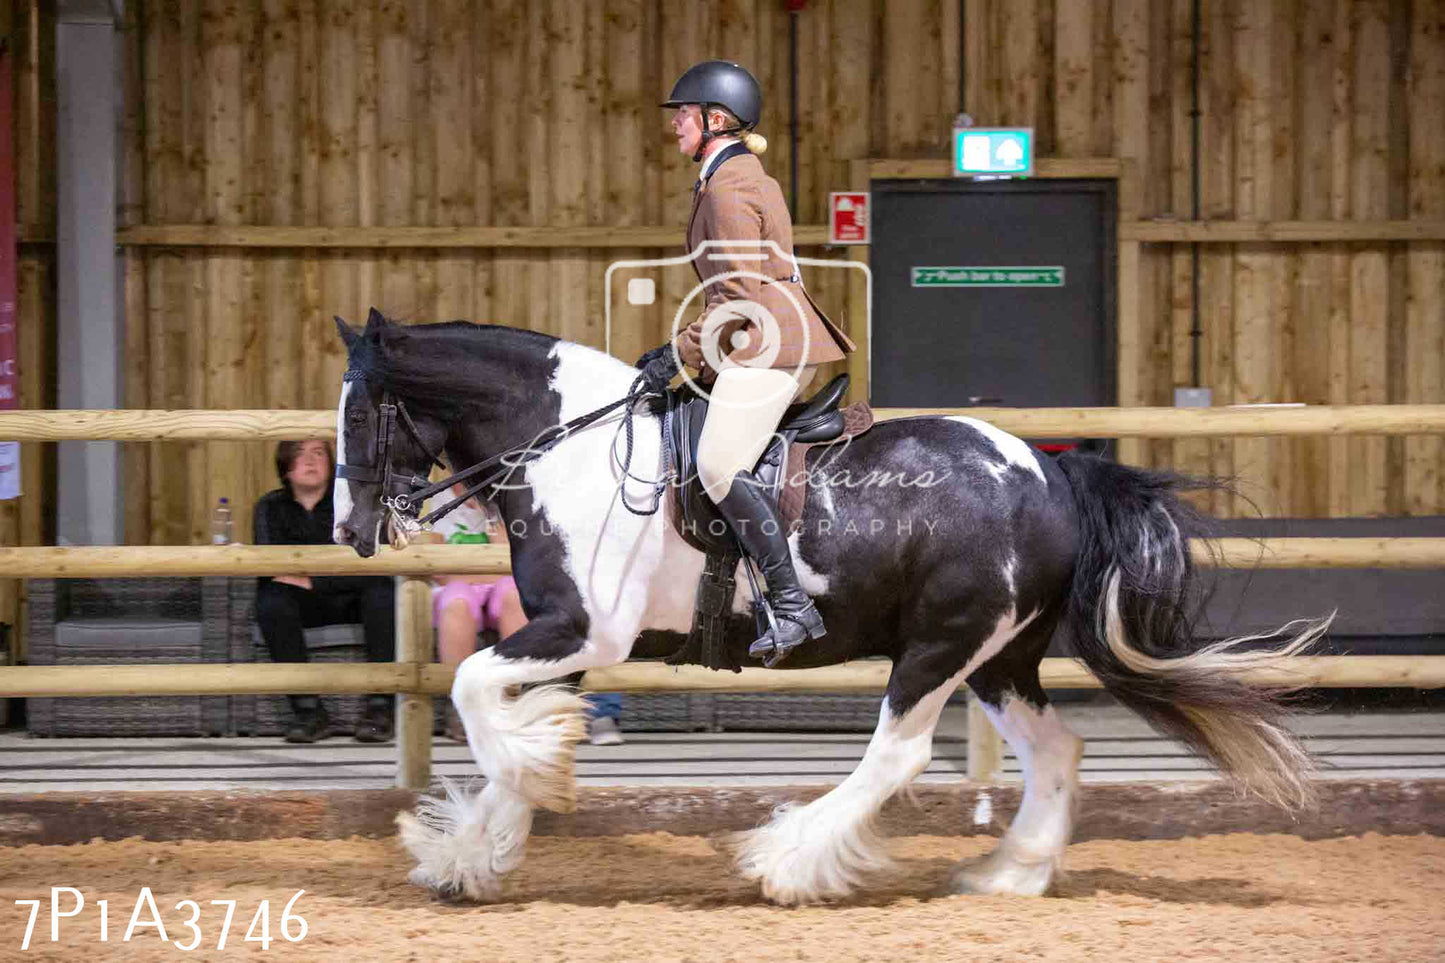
[332,310,1325,905]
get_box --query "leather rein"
[334,368,663,537]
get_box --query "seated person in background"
[254,439,396,744]
[424,484,624,746]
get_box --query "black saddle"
[668,373,849,555]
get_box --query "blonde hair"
[708,106,767,155]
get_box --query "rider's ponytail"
[709,105,767,155]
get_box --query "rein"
[337,368,664,535]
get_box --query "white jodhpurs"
[696,365,817,503]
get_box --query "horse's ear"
[334,315,360,348]
[365,307,388,332]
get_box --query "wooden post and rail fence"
[2,404,1444,789]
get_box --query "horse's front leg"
[398,610,633,902]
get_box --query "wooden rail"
[2,539,1443,577]
[0,544,513,577]
[4,656,1442,699]
[110,219,1445,249]
[6,404,1445,442]
[1120,219,1445,243]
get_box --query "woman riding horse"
[647,60,855,665]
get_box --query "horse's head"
[332,309,451,557]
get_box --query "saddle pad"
[778,402,875,530]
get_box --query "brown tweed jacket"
[676,151,856,372]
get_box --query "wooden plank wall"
[968,0,1442,518]
[3,0,56,651]
[119,0,955,545]
[6,0,1441,558]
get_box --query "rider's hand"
[672,328,704,369]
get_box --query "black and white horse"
[332,310,1326,905]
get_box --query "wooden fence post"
[966,694,1003,782]
[395,574,433,790]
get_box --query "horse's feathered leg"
[951,616,1082,897]
[397,607,636,903]
[731,604,1039,905]
[397,777,533,903]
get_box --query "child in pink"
[423,487,527,740]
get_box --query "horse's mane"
[346,320,560,415]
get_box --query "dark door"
[868,178,1116,411]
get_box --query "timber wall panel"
[5,0,56,652]
[1407,0,1445,514]
[6,0,1428,547]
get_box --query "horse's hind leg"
[733,606,1040,905]
[731,664,959,905]
[952,621,1083,897]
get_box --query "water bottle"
[211,497,233,545]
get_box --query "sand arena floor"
[2,832,1442,962]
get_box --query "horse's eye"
[347,409,368,426]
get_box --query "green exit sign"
[953,127,1034,177]
[912,266,1065,287]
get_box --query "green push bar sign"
[912,266,1065,287]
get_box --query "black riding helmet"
[662,60,762,162]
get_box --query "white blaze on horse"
[331,309,1328,905]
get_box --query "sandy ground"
[1,832,1442,962]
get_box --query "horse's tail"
[1054,452,1330,811]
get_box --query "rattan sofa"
[26,577,231,736]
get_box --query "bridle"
[335,367,666,540]
[333,370,448,518]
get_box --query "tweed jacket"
[677,150,856,371]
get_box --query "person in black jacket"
[254,439,395,743]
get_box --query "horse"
[331,309,1327,905]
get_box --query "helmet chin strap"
[692,104,746,164]
[691,103,714,163]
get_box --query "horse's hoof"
[432,882,469,904]
[948,856,1055,897]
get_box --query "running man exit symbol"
[953,128,1034,178]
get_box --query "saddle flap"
[777,401,876,529]
[665,376,861,555]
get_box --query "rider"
[651,60,855,665]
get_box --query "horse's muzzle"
[334,521,378,558]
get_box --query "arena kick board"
[4,704,1443,793]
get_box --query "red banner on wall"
[0,38,19,500]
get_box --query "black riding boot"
[713,469,826,666]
